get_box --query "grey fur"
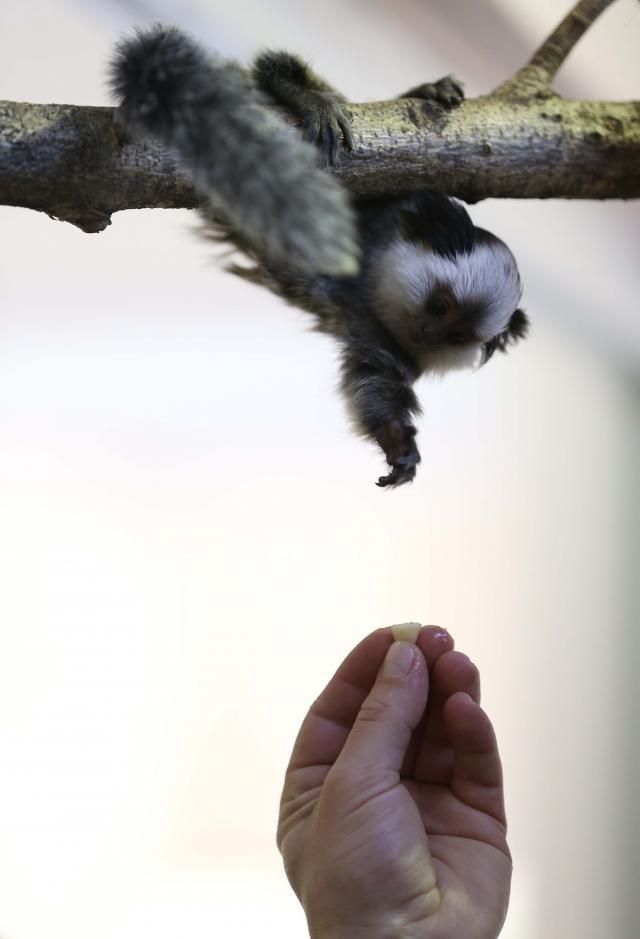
[109,25,359,275]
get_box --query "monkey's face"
[373,237,524,370]
[414,285,482,349]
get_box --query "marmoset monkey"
[111,25,528,487]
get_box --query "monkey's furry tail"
[109,24,359,275]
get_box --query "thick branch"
[507,0,617,92]
[0,94,638,233]
[0,100,194,232]
[339,95,640,201]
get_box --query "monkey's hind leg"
[400,76,464,109]
[252,51,354,166]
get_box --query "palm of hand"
[278,628,510,939]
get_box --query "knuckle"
[357,695,392,724]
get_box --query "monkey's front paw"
[374,421,421,489]
[401,75,465,109]
[300,92,354,167]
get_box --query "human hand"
[277,626,510,939]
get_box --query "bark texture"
[0,100,193,232]
[0,0,637,233]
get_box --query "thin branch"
[510,0,618,91]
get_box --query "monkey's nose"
[418,323,439,344]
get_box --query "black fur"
[252,51,354,166]
[110,27,528,488]
[481,308,530,365]
[397,191,477,259]
[233,188,527,487]
[400,75,465,110]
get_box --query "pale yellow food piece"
[390,622,421,643]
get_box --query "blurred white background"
[1,1,639,937]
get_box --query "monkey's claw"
[300,92,354,167]
[374,421,421,489]
[376,457,419,489]
[401,75,465,110]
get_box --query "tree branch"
[518,0,617,87]
[0,0,637,233]
[0,100,195,233]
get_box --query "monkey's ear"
[506,308,529,343]
[481,309,529,365]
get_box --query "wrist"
[303,875,438,939]
[311,929,423,939]
[308,916,426,939]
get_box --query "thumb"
[336,639,428,778]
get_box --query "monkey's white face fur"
[373,239,522,373]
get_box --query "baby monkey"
[111,26,528,487]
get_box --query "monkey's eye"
[431,296,450,317]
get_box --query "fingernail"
[383,641,416,678]
[432,629,451,644]
[424,625,453,647]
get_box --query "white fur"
[373,239,523,351]
[417,343,483,375]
